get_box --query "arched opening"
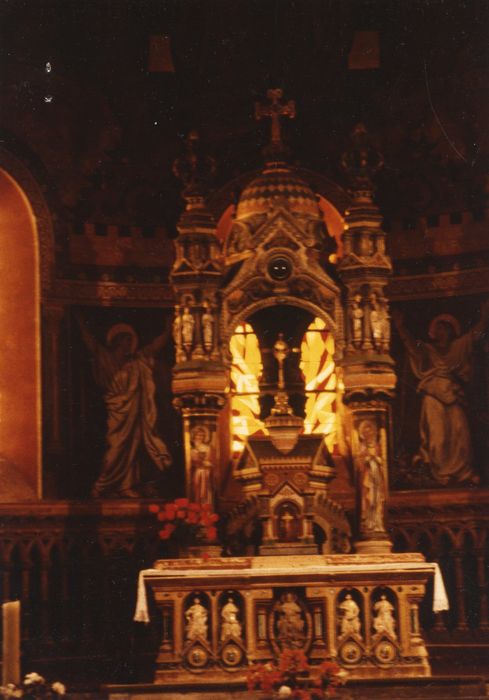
[229,321,264,459]
[228,309,338,459]
[0,167,41,500]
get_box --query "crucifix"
[255,88,296,150]
[278,507,296,541]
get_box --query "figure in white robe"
[185,597,208,640]
[393,305,488,485]
[339,594,361,637]
[373,595,396,638]
[220,598,242,640]
[77,316,172,497]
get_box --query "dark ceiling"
[1,0,488,225]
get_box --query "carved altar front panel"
[145,554,433,684]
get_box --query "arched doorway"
[0,167,41,499]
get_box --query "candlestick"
[2,600,20,685]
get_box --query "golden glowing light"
[229,317,337,456]
[300,317,337,450]
[229,323,266,455]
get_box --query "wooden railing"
[388,489,489,675]
[0,502,162,686]
[0,491,488,685]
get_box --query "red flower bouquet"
[247,649,345,699]
[149,498,219,547]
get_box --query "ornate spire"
[255,88,296,161]
[340,123,384,201]
[172,130,216,207]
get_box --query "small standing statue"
[350,294,364,347]
[357,419,386,535]
[358,233,374,256]
[185,597,208,640]
[220,597,242,640]
[201,304,214,354]
[373,595,397,638]
[181,306,195,357]
[173,305,185,362]
[380,297,390,352]
[338,594,361,637]
[369,292,384,351]
[190,425,213,505]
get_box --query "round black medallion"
[268,256,292,281]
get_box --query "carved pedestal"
[142,553,434,686]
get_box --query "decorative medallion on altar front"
[373,639,397,665]
[220,643,244,668]
[269,591,312,653]
[184,644,210,670]
[338,639,363,665]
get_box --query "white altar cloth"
[133,558,449,623]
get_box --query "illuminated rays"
[229,323,265,455]
[300,317,337,450]
[229,318,338,455]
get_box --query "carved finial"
[172,131,216,203]
[273,332,289,390]
[255,88,296,161]
[265,332,303,453]
[270,333,294,416]
[340,123,384,199]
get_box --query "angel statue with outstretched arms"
[76,313,172,498]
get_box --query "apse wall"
[0,168,40,499]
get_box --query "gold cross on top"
[255,88,296,149]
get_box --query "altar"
[143,93,451,692]
[134,554,448,683]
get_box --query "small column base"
[354,538,392,554]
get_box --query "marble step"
[103,676,488,700]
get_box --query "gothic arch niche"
[0,165,42,499]
[228,304,339,461]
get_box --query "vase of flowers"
[247,649,346,700]
[149,498,221,558]
[1,673,66,700]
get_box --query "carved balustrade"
[0,502,161,685]
[388,489,489,646]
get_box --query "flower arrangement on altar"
[1,673,66,699]
[149,498,219,547]
[247,649,346,700]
